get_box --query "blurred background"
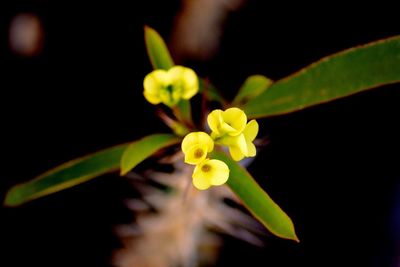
[1,1,399,266]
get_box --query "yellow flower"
[181,132,214,165]
[207,108,247,138]
[219,119,259,161]
[143,66,198,107]
[192,159,229,190]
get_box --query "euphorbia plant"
[4,25,400,264]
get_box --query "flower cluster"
[181,132,229,190]
[143,66,199,107]
[182,108,258,190]
[208,108,258,161]
[142,66,258,190]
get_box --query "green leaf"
[212,151,299,242]
[232,75,273,105]
[144,26,174,70]
[244,36,400,118]
[120,134,180,175]
[4,143,129,207]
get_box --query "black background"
[1,1,399,266]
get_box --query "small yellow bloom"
[207,108,247,138]
[181,132,214,165]
[143,66,198,107]
[219,119,259,161]
[192,159,229,190]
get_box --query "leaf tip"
[274,225,300,243]
[144,25,152,33]
[292,233,300,243]
[120,168,128,176]
[144,25,157,39]
[3,188,22,207]
[285,220,300,243]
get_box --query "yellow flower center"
[201,164,211,172]
[194,148,204,158]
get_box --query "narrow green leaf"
[244,36,400,118]
[212,151,299,242]
[120,134,180,175]
[233,75,273,105]
[4,143,129,207]
[144,26,174,70]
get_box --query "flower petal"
[143,70,169,104]
[207,159,229,186]
[181,132,196,154]
[246,142,256,157]
[222,108,247,136]
[243,119,259,142]
[198,132,214,152]
[235,134,248,156]
[144,70,168,92]
[207,109,223,136]
[220,122,237,135]
[143,90,161,104]
[168,66,198,100]
[192,162,212,190]
[192,176,211,190]
[177,67,199,99]
[229,145,245,161]
[181,132,214,154]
